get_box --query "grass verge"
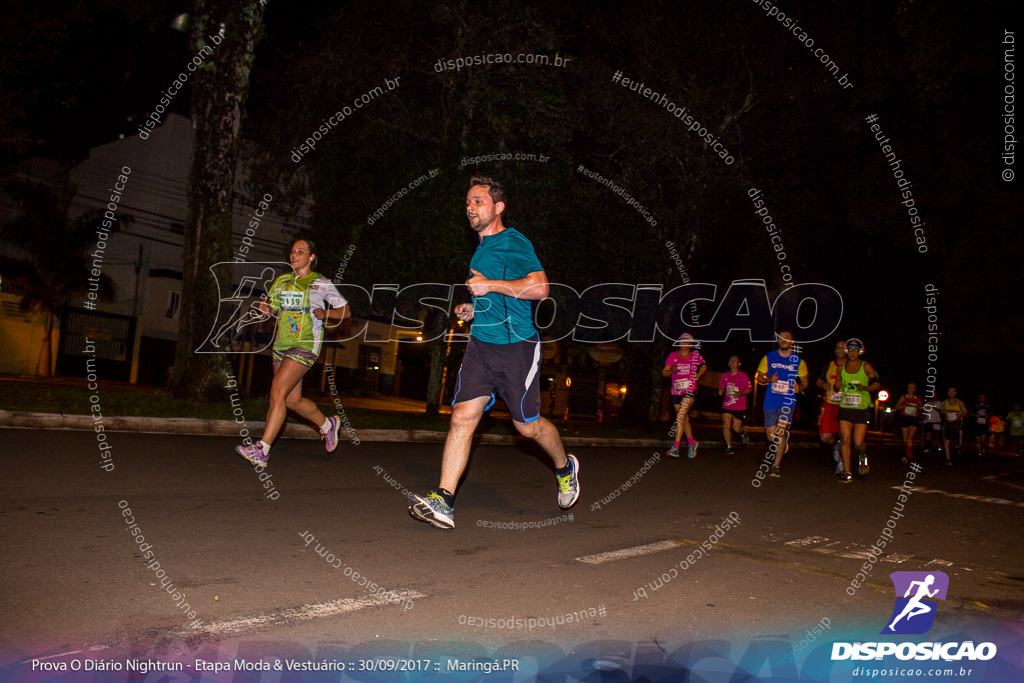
[0,380,668,439]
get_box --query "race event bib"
[946,412,959,422]
[977,417,988,425]
[674,378,693,393]
[841,393,863,408]
[771,380,790,394]
[904,404,918,416]
[829,391,843,403]
[279,290,304,312]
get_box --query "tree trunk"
[168,0,265,400]
[424,338,447,417]
[36,310,53,377]
[648,363,662,424]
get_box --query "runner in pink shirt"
[718,354,752,454]
[663,333,706,458]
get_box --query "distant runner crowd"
[663,334,1023,483]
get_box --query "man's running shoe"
[726,446,736,455]
[839,470,852,483]
[556,454,580,509]
[740,430,749,447]
[409,492,454,529]
[667,444,680,458]
[858,451,870,475]
[769,465,781,478]
[236,442,268,467]
[321,415,341,453]
[687,443,698,459]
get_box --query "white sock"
[320,418,332,433]
[259,440,271,454]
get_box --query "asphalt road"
[1,427,1022,677]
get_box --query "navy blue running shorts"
[452,336,541,423]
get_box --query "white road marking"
[785,535,828,546]
[187,589,426,636]
[838,549,877,561]
[895,485,1024,508]
[885,553,913,563]
[576,540,680,565]
[22,590,427,662]
[22,650,82,663]
[778,537,941,565]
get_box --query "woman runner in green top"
[831,338,880,482]
[236,238,349,466]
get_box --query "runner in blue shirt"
[755,331,808,478]
[409,177,579,529]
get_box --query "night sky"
[3,0,1020,410]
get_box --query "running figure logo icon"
[881,571,949,635]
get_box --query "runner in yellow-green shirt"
[236,238,349,466]
[940,387,968,465]
[831,338,879,483]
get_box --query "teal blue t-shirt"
[469,227,545,344]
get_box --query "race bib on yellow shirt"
[279,290,304,312]
[841,394,863,408]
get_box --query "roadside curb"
[0,409,663,446]
[1,410,857,450]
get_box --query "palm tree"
[0,179,118,376]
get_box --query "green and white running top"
[267,271,346,356]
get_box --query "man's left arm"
[466,268,549,300]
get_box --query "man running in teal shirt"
[409,177,579,529]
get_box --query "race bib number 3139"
[279,290,304,312]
